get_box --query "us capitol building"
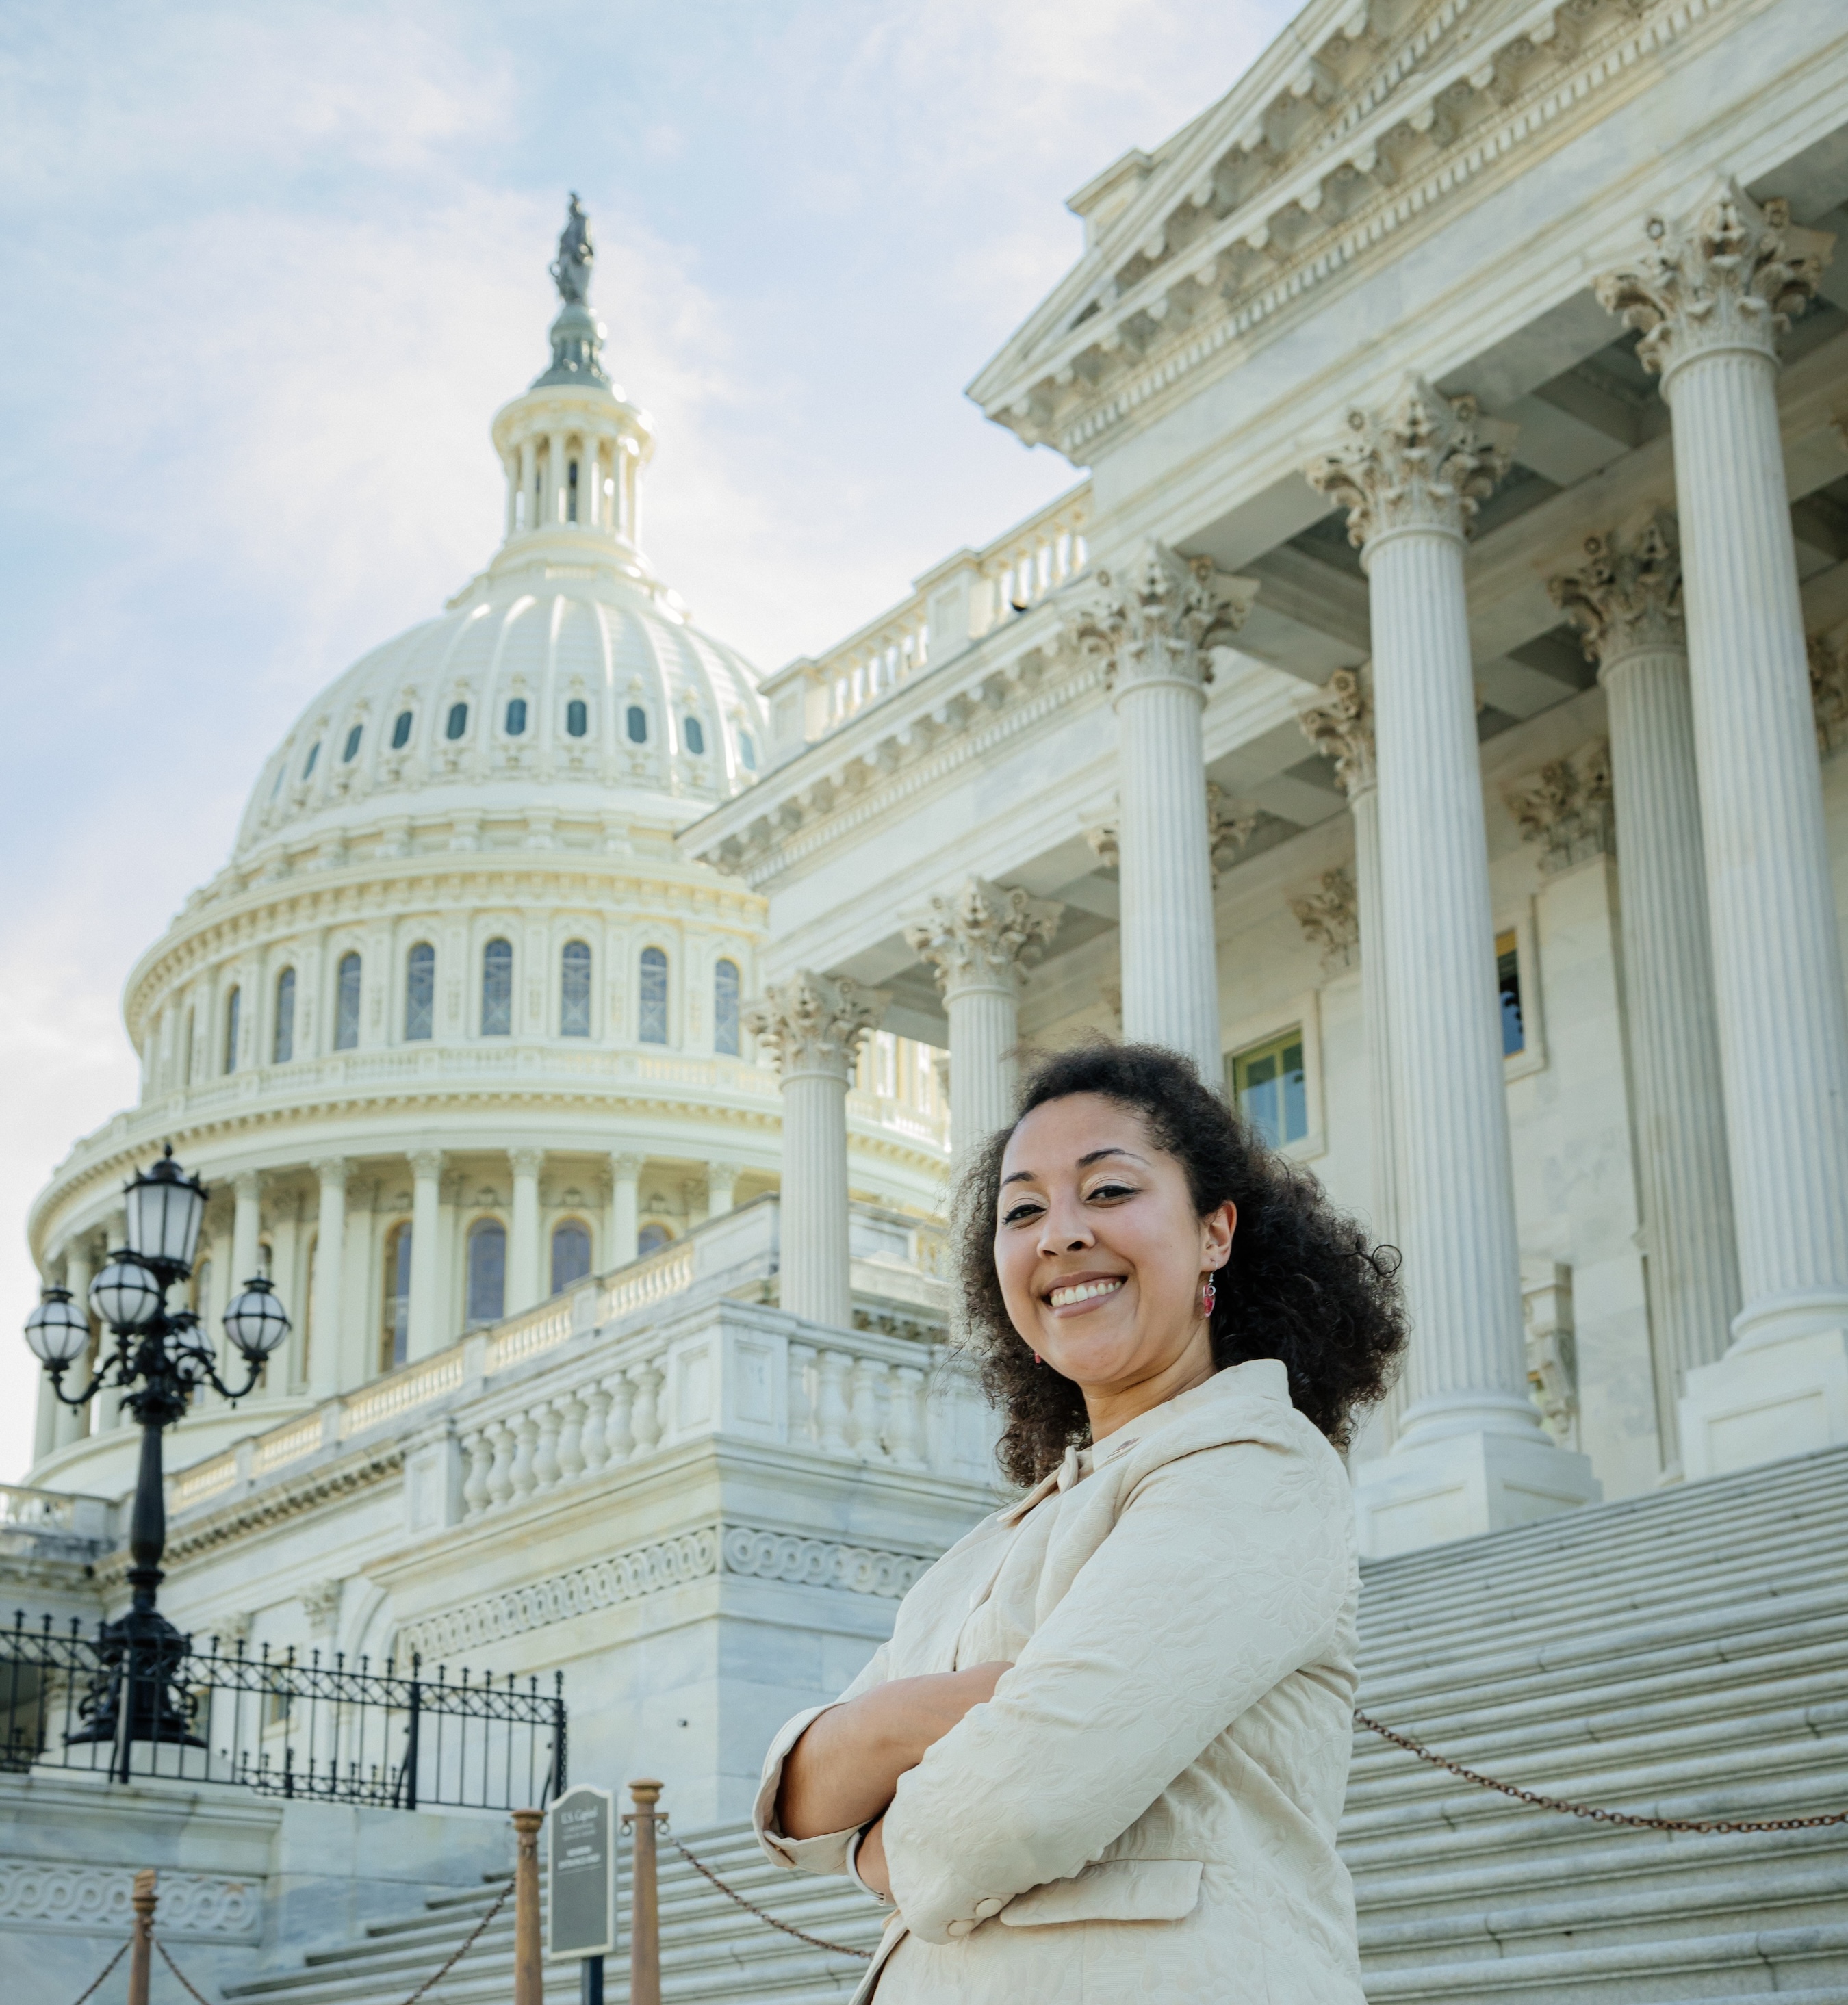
[10,0,1848,1998]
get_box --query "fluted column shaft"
[706,1162,739,1218]
[608,1154,641,1267]
[407,1150,444,1360]
[1349,775,1398,1250]
[311,1160,347,1397]
[509,1148,543,1313]
[231,1173,262,1288]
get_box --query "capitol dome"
[25,198,948,1497]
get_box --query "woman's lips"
[1046,1276,1126,1312]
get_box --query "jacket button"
[946,1919,976,1938]
[973,1898,1005,1919]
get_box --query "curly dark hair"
[955,1042,1406,1487]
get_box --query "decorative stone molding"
[1307,377,1515,549]
[720,1525,932,1597]
[300,1577,343,1635]
[1505,742,1615,874]
[1523,1262,1578,1449]
[1810,634,1848,757]
[1550,515,1684,665]
[1297,667,1375,795]
[1289,867,1360,974]
[1595,177,1832,384]
[903,879,1064,999]
[0,1864,261,1938]
[1086,784,1258,888]
[1066,539,1257,696]
[205,1608,254,1651]
[743,970,887,1081]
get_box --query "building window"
[342,723,363,762]
[482,937,513,1035]
[405,942,435,1041]
[684,716,705,756]
[185,1007,197,1084]
[505,697,528,736]
[1497,929,1526,1056]
[738,730,757,771]
[714,958,741,1056]
[551,1221,592,1295]
[382,1224,411,1371]
[626,704,648,745]
[639,946,668,1044]
[467,1219,506,1325]
[303,741,321,779]
[567,458,579,523]
[392,709,413,750]
[1230,1029,1307,1150]
[566,699,589,738]
[637,1223,672,1257]
[223,987,241,1074]
[335,953,362,1050]
[446,701,468,741]
[273,968,295,1063]
[561,940,592,1036]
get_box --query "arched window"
[446,701,468,741]
[392,710,413,750]
[382,1224,412,1370]
[335,953,362,1050]
[482,937,513,1035]
[342,723,363,762]
[683,716,706,756]
[639,947,668,1044]
[567,457,580,523]
[222,987,241,1073]
[551,1221,592,1295]
[303,742,320,779]
[626,705,648,745]
[466,1219,506,1325]
[637,1223,673,1258]
[566,699,589,738]
[714,958,741,1056]
[405,942,435,1041]
[185,1007,197,1083]
[505,697,528,736]
[273,968,295,1063]
[738,731,757,771]
[561,940,592,1036]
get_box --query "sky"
[0,0,1296,1484]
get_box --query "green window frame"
[1228,1029,1308,1149]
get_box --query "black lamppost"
[23,1144,291,1775]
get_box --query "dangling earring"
[1199,1277,1216,1318]
[1033,1351,1043,1365]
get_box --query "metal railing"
[1,1609,565,1807]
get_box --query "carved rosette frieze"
[1066,538,1258,697]
[1307,376,1515,550]
[903,878,1064,1000]
[1297,665,1376,795]
[1549,514,1684,667]
[1086,783,1259,888]
[1595,177,1832,383]
[742,969,887,1081]
[1289,866,1361,974]
[1810,633,1848,758]
[1505,741,1615,874]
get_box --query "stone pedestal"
[1681,1328,1848,1479]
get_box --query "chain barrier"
[66,1940,129,2005]
[153,1935,216,2005]
[392,1877,515,2005]
[670,1837,875,1960]
[1355,1709,1848,1834]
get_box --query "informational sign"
[548,1784,617,1961]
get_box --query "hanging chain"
[670,1837,875,1959]
[1355,1708,1848,1833]
[66,1939,129,2005]
[154,1936,217,2005]
[394,1878,515,2004]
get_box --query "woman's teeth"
[1049,1278,1123,1308]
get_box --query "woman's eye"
[1088,1182,1137,1202]
[1001,1202,1043,1226]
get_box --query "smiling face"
[994,1092,1235,1436]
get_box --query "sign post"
[548,1783,617,2004]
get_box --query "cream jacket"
[754,1359,1365,2005]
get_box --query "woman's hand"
[777,1661,1012,1839]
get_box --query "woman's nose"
[1037,1198,1093,1254]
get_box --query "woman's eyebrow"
[1077,1146,1147,1167]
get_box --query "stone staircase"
[227,1443,1848,2004]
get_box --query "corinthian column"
[905,879,1063,1161]
[407,1149,445,1360]
[509,1147,544,1313]
[1598,181,1848,1473]
[1309,378,1598,1551]
[1550,516,1740,1473]
[1071,543,1257,1083]
[311,1159,347,1397]
[745,970,888,1328]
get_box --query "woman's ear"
[1204,1200,1237,1270]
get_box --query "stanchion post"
[513,1808,545,2005]
[628,1778,663,2005]
[127,1868,157,2005]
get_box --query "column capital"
[743,970,888,1081]
[1307,376,1515,552]
[233,1169,264,1202]
[1504,740,1615,875]
[509,1146,546,1179]
[1289,866,1359,974]
[1550,515,1684,668]
[409,1149,444,1181]
[1595,177,1832,385]
[1088,784,1257,888]
[1811,632,1848,758]
[1067,539,1257,699]
[609,1151,644,1180]
[313,1156,349,1189]
[1297,665,1376,795]
[903,878,1064,1000]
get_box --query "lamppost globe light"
[123,1143,208,1276]
[23,1288,91,1367]
[222,1276,291,1361]
[90,1254,167,1334]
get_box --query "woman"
[756,1044,1405,2002]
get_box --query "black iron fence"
[2,1609,565,1809]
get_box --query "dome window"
[551,1221,591,1295]
[639,946,668,1045]
[342,724,363,763]
[467,1218,506,1325]
[739,731,757,771]
[382,1224,412,1369]
[335,952,362,1050]
[505,697,528,737]
[303,741,321,779]
[223,986,242,1074]
[482,937,513,1035]
[392,710,413,751]
[446,701,469,741]
[561,940,592,1037]
[405,942,435,1041]
[567,699,589,738]
[273,968,296,1064]
[626,705,648,745]
[714,958,741,1057]
[684,716,706,757]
